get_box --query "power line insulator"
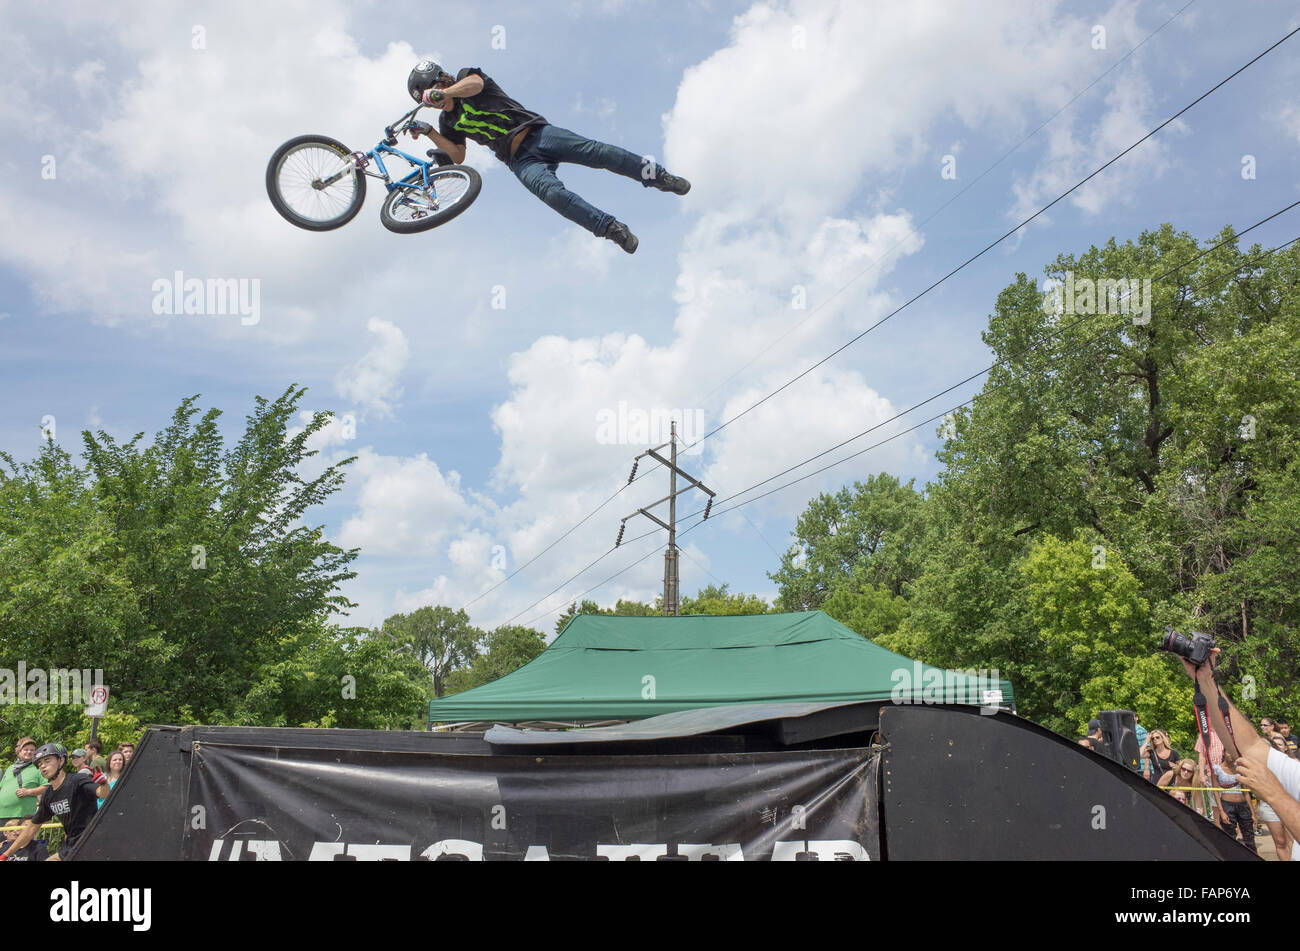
[615,523,625,547]
[703,498,712,520]
[627,460,638,484]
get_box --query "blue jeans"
[505,125,650,237]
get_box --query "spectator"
[1141,730,1180,785]
[1260,717,1277,741]
[0,823,48,862]
[1158,759,1198,808]
[1258,734,1295,860]
[1278,723,1298,758]
[1078,719,1107,754]
[69,749,93,775]
[1134,714,1149,773]
[84,739,106,771]
[118,742,135,765]
[1212,752,1257,854]
[1194,725,1226,824]
[0,744,110,861]
[1178,649,1300,862]
[0,737,49,828]
[96,751,126,811]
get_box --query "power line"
[692,0,1198,411]
[678,227,1300,525]
[463,20,1297,620]
[502,216,1300,629]
[679,23,1300,456]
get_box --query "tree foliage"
[0,387,425,733]
[775,226,1300,741]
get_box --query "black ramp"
[71,725,192,861]
[879,704,1257,860]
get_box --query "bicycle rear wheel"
[379,165,482,234]
[266,134,366,231]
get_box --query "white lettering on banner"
[596,844,669,861]
[48,881,152,932]
[211,837,871,861]
[676,843,744,861]
[419,839,483,861]
[771,840,869,861]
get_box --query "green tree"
[769,474,924,611]
[0,386,360,727]
[381,606,481,698]
[445,624,547,695]
[679,583,771,616]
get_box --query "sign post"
[85,685,110,742]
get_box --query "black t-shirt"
[1148,747,1179,783]
[32,772,101,851]
[438,67,547,163]
[0,837,49,861]
[1081,734,1109,755]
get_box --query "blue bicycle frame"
[362,142,444,195]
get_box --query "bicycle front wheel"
[266,134,366,231]
[379,165,482,234]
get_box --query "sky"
[2,0,1298,637]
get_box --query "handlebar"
[384,105,425,146]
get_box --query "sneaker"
[604,220,638,254]
[648,170,691,195]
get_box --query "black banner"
[182,742,879,861]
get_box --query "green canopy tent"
[427,611,1014,725]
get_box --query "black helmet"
[408,60,449,103]
[33,743,66,765]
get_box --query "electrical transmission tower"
[616,420,715,616]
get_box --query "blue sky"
[2,0,1298,635]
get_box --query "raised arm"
[1183,651,1269,763]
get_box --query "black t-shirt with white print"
[32,772,101,851]
[438,67,547,163]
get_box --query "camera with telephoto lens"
[1158,626,1215,666]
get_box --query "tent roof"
[427,611,1014,723]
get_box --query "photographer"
[1173,639,1300,861]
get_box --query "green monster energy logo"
[455,102,512,140]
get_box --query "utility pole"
[616,420,715,616]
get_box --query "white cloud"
[336,448,472,556]
[335,317,409,418]
[1008,66,1180,221]
[1277,102,1300,146]
[469,0,1139,628]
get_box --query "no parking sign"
[86,685,110,718]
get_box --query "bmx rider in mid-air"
[405,61,690,254]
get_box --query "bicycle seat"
[426,149,453,167]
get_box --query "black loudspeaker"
[1099,709,1140,770]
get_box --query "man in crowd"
[1134,714,1149,775]
[119,742,134,765]
[0,744,110,861]
[0,822,48,862]
[1078,719,1108,755]
[0,737,48,829]
[1179,650,1300,860]
[1278,722,1298,758]
[1195,721,1226,824]
[84,739,106,771]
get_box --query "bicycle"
[266,104,482,234]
